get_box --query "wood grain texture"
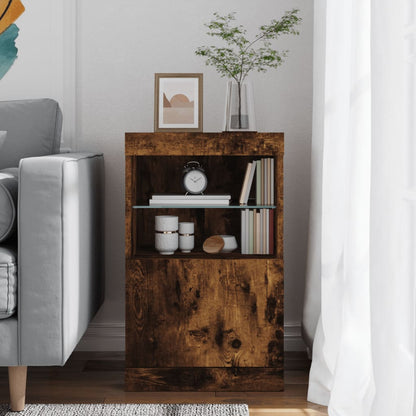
[125,133,284,392]
[126,259,283,369]
[125,132,284,157]
[125,156,134,258]
[125,367,283,392]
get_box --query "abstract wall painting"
[154,73,203,132]
[0,0,25,80]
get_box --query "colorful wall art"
[0,0,25,80]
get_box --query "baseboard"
[76,322,126,351]
[284,323,306,352]
[76,322,306,352]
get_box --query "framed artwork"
[154,73,203,132]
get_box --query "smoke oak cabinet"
[125,132,284,391]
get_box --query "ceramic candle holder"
[179,222,194,253]
[155,215,178,255]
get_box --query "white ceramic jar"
[179,222,194,253]
[155,215,178,255]
[220,235,238,253]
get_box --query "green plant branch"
[195,9,301,83]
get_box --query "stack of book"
[239,158,274,205]
[149,194,231,206]
[241,208,273,255]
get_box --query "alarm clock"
[182,161,207,194]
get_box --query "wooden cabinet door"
[126,258,284,391]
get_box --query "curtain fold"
[303,0,415,415]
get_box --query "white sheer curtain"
[303,0,415,415]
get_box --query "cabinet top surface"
[125,132,284,156]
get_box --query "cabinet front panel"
[126,259,283,369]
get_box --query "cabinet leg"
[8,366,27,412]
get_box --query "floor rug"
[0,403,249,416]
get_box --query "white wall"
[1,0,313,351]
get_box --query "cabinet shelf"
[133,204,277,209]
[132,247,276,259]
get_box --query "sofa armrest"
[18,153,104,365]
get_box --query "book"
[152,194,231,200]
[264,158,268,206]
[149,199,229,206]
[264,208,269,254]
[239,162,252,205]
[256,160,261,205]
[241,161,256,205]
[267,159,271,205]
[241,210,246,254]
[249,210,254,254]
[253,211,256,253]
[270,208,273,252]
[266,208,270,254]
[260,209,264,254]
[260,159,264,204]
[256,212,261,254]
[270,158,274,205]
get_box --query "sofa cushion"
[0,131,6,148]
[0,99,62,169]
[0,245,17,319]
[0,168,18,242]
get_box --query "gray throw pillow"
[0,168,18,242]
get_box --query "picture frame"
[154,73,203,132]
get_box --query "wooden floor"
[0,352,327,416]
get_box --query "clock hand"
[194,177,201,182]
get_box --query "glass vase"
[223,80,256,132]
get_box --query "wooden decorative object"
[125,132,284,392]
[202,235,224,253]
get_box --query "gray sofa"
[0,99,103,411]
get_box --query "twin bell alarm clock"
[182,161,207,194]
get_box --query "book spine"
[152,195,231,200]
[264,159,267,206]
[256,160,261,205]
[260,159,264,205]
[266,208,269,254]
[253,209,257,254]
[259,209,263,254]
[269,209,274,255]
[149,200,230,205]
[263,209,267,254]
[256,212,261,254]
[241,210,246,254]
[267,158,271,205]
[243,161,256,205]
[239,162,252,205]
[270,158,274,205]
[249,210,254,255]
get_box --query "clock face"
[184,170,207,194]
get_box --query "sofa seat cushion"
[0,168,18,242]
[0,245,17,319]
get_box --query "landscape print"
[155,74,203,132]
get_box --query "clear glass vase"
[223,80,256,132]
